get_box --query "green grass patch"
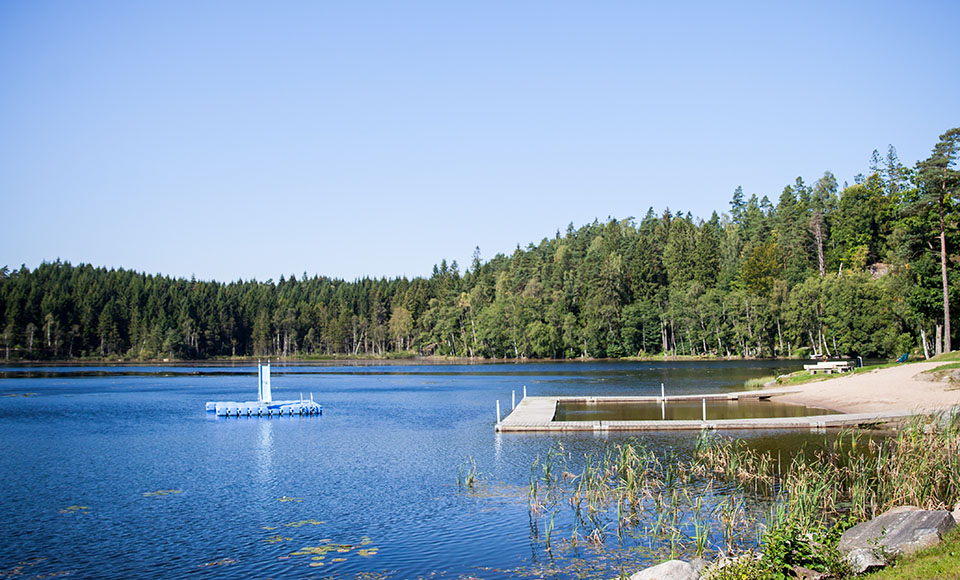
[924,362,960,373]
[775,360,913,387]
[776,370,826,386]
[928,351,960,362]
[744,375,776,389]
[862,527,960,580]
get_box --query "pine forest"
[2,129,958,362]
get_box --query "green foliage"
[1,129,958,361]
[862,528,960,580]
[700,554,779,580]
[761,514,855,578]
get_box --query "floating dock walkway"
[205,361,322,418]
[495,389,914,432]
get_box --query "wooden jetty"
[495,390,914,432]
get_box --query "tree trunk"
[935,324,943,356]
[921,327,930,359]
[469,315,478,358]
[660,309,667,353]
[811,211,826,278]
[776,318,784,356]
[940,189,952,353]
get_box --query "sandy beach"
[771,362,960,414]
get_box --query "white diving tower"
[205,361,322,417]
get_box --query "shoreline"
[767,362,960,414]
[0,354,838,366]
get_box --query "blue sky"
[2,0,957,283]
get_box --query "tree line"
[2,128,958,361]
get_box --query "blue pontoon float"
[205,361,322,417]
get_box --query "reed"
[743,375,776,389]
[456,456,479,490]
[694,413,960,528]
[507,411,960,568]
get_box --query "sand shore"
[770,362,960,414]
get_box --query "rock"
[790,565,834,579]
[630,559,701,580]
[952,501,960,525]
[838,506,957,557]
[843,548,887,574]
[688,558,708,576]
[884,505,922,515]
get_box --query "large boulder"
[838,506,957,557]
[630,559,701,580]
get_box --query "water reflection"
[0,360,836,580]
[555,399,839,421]
[257,419,273,480]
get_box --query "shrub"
[700,553,779,580]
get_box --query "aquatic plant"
[700,552,777,580]
[142,489,182,497]
[58,505,89,514]
[282,519,325,527]
[743,376,776,389]
[456,456,482,490]
[197,558,237,568]
[507,411,960,572]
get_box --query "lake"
[0,360,823,579]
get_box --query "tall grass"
[513,410,960,563]
[695,411,960,527]
[744,375,776,389]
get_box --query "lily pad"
[58,506,89,514]
[290,546,336,556]
[282,519,324,527]
[33,572,74,579]
[143,489,182,498]
[197,558,236,568]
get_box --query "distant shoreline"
[0,354,816,366]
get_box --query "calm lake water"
[0,360,825,579]
[554,399,839,421]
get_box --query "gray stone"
[952,501,960,525]
[838,506,956,557]
[688,558,708,576]
[790,565,834,579]
[843,548,887,574]
[630,559,700,580]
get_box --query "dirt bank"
[771,362,960,414]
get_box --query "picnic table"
[803,360,855,374]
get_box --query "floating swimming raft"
[205,361,322,417]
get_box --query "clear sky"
[2,0,957,283]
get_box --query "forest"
[2,128,958,361]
